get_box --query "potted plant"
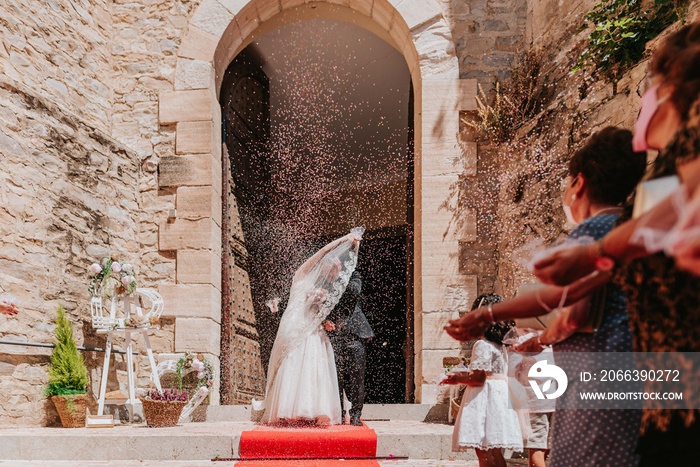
[46,304,90,428]
[140,388,188,427]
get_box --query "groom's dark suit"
[327,270,373,425]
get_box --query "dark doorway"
[358,229,410,404]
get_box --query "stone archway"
[157,0,477,405]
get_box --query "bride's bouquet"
[306,288,329,304]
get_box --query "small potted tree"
[46,304,91,428]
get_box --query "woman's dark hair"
[568,126,647,206]
[484,320,516,345]
[471,293,515,344]
[651,22,700,121]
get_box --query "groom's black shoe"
[350,416,362,426]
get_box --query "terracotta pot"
[140,397,187,427]
[52,394,90,428]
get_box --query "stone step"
[0,420,474,462]
[204,404,449,423]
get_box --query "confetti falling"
[221,19,413,401]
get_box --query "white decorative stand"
[91,288,165,421]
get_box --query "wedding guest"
[442,294,522,467]
[446,127,646,466]
[514,352,554,467]
[530,23,700,466]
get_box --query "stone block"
[159,89,213,125]
[218,0,249,15]
[214,20,244,84]
[423,79,477,113]
[176,121,214,154]
[176,186,222,223]
[421,110,460,145]
[177,249,222,288]
[421,349,460,383]
[388,15,411,51]
[159,218,219,250]
[414,21,460,79]
[159,154,214,187]
[422,208,476,243]
[178,26,219,61]
[191,0,235,37]
[423,140,476,177]
[256,0,282,22]
[392,0,442,30]
[175,59,215,91]
[349,0,372,17]
[421,311,461,350]
[174,318,221,355]
[372,0,396,31]
[422,274,476,313]
[159,284,222,323]
[421,174,457,210]
[422,240,461,276]
[234,3,260,40]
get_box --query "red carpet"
[235,462,379,467]
[236,423,378,465]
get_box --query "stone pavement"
[0,420,477,464]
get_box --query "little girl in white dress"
[443,294,523,467]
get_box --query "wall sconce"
[167,209,177,223]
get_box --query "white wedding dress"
[255,229,362,425]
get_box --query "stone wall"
[0,0,114,132]
[439,0,527,85]
[492,0,700,298]
[0,75,147,425]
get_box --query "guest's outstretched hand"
[533,244,597,285]
[514,336,544,354]
[444,309,490,342]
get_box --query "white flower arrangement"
[88,255,137,299]
[176,352,214,392]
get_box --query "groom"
[324,270,374,426]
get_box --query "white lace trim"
[454,443,523,451]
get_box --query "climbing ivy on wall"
[573,0,687,94]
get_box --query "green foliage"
[45,304,89,396]
[574,0,687,93]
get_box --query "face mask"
[633,85,665,152]
[562,177,579,226]
[563,198,578,226]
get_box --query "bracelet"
[484,304,495,324]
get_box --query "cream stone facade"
[1,0,530,425]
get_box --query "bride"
[255,227,364,425]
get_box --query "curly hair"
[651,22,700,121]
[568,126,647,206]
